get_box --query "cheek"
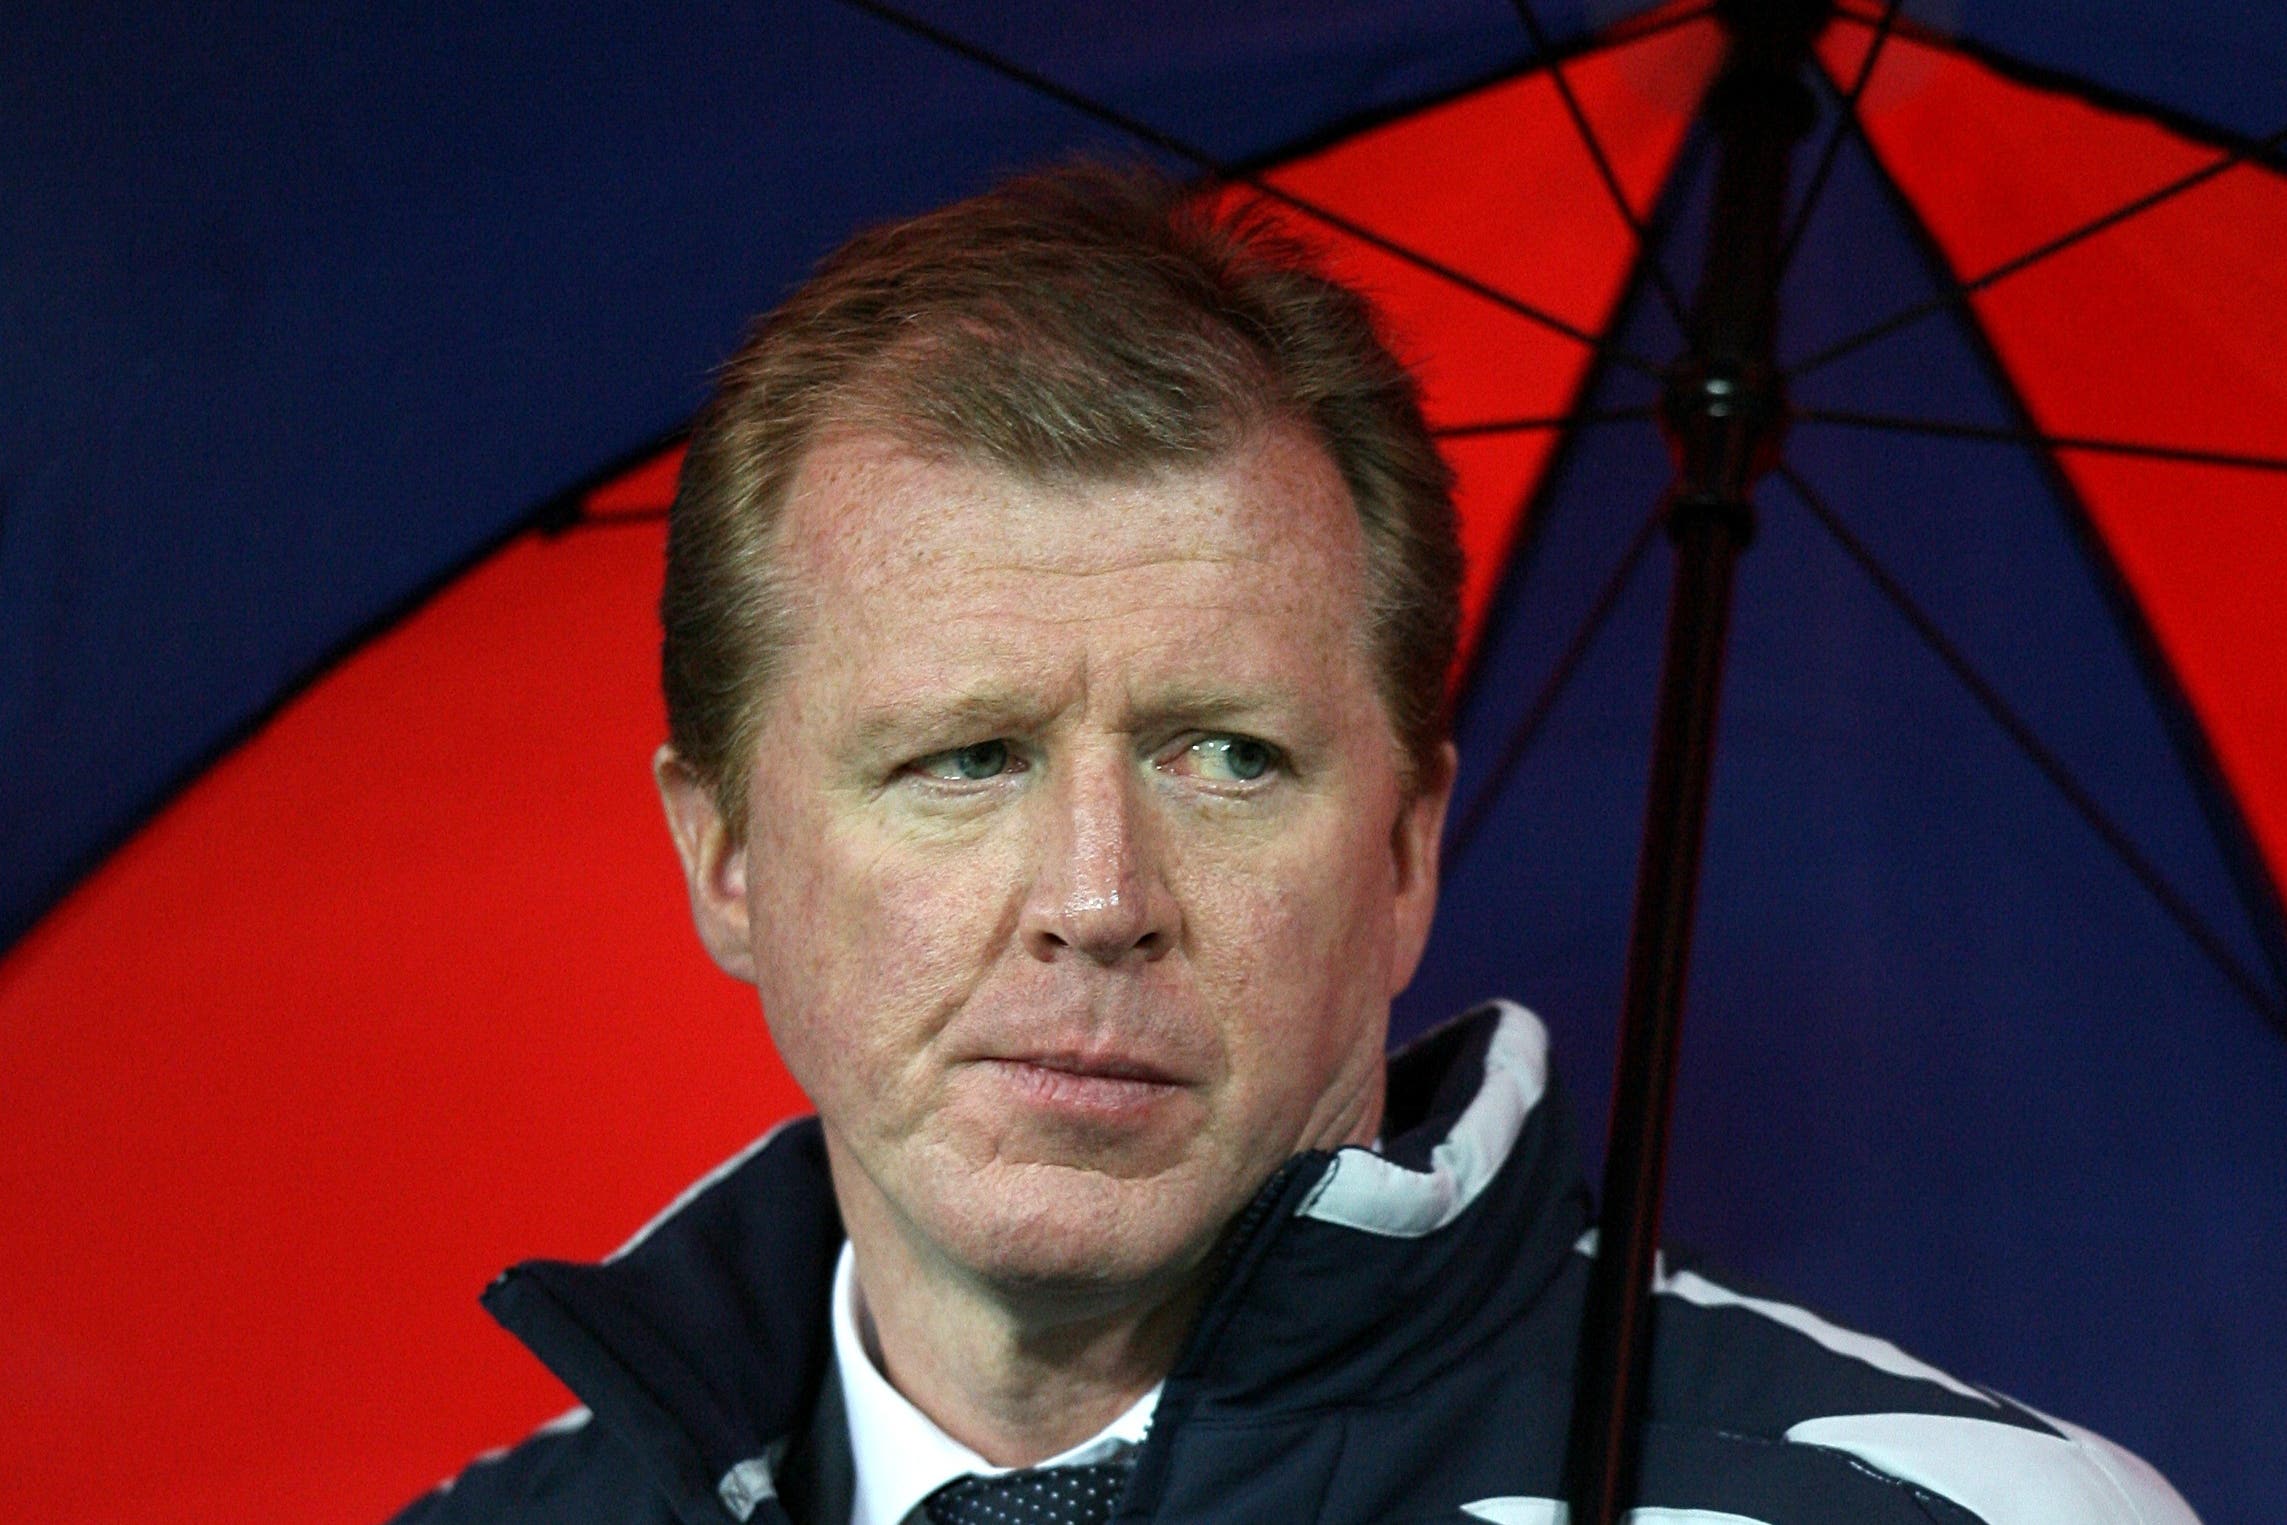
[1176,809,1399,1051]
[742,789,1022,1080]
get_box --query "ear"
[1387,741,1457,998]
[654,745,759,984]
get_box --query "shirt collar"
[831,1241,1160,1525]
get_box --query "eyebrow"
[845,685,1053,756]
[1123,682,1295,730]
[844,679,1308,757]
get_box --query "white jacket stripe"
[1786,1412,2200,1525]
[1296,1002,1549,1239]
[1462,1501,1775,1524]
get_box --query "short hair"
[661,162,1461,839]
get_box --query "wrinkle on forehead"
[959,549,1253,580]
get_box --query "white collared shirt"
[831,1242,1161,1525]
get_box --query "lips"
[1008,1050,1183,1085]
[977,1049,1191,1119]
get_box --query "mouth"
[977,1051,1191,1119]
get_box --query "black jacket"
[394,1003,2196,1525]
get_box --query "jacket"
[395,1002,2198,1524]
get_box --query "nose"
[1020,750,1178,966]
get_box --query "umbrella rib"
[1504,0,1695,335]
[1787,117,2287,381]
[1446,502,1668,870]
[1434,406,1655,440]
[1773,0,1906,282]
[831,0,1661,375]
[1775,464,2287,1029]
[1795,409,2287,476]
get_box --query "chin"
[925,1159,1231,1307]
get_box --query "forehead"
[768,423,1374,683]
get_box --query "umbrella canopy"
[4,3,2282,1522]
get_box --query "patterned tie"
[920,1459,1132,1525]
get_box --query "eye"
[910,739,1020,783]
[1180,734,1281,784]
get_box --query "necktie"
[920,1459,1131,1525]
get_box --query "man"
[397,167,2198,1525]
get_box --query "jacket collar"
[483,1002,1587,1524]
[1155,1002,1590,1415]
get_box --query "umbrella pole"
[1566,4,1821,1522]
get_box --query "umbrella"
[4,2,2282,1521]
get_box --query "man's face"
[664,421,1451,1307]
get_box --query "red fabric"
[585,444,686,515]
[1824,18,2287,907]
[0,523,799,1522]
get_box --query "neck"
[828,1165,1207,1468]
